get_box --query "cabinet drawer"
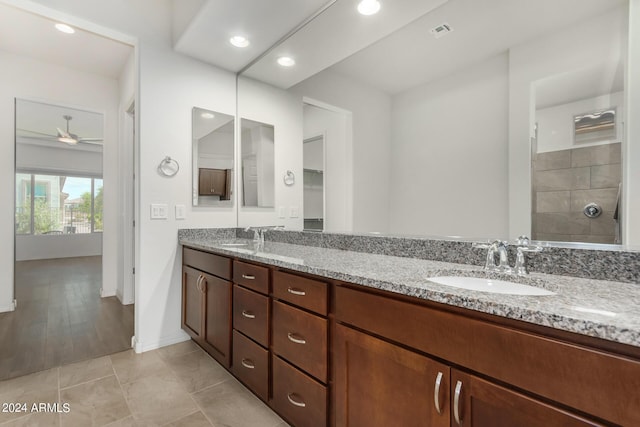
[233,285,269,347]
[272,355,327,427]
[233,260,269,294]
[272,300,327,383]
[232,330,268,402]
[183,247,231,280]
[273,271,327,315]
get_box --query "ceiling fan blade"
[56,127,71,138]
[78,137,103,141]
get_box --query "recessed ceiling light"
[229,36,250,48]
[55,23,75,34]
[201,112,215,119]
[277,56,295,67]
[357,0,381,16]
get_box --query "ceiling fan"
[17,115,103,146]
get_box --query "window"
[16,173,103,235]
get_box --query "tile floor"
[0,340,288,427]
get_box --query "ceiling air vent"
[431,23,453,39]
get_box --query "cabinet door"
[201,272,232,368]
[182,266,204,340]
[450,370,604,427]
[198,169,227,196]
[334,324,450,427]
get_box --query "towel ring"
[283,170,295,186]
[158,156,179,177]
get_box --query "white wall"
[0,50,120,312]
[237,76,303,230]
[291,69,391,233]
[136,45,237,351]
[626,0,640,246]
[16,234,102,261]
[117,50,135,305]
[302,104,350,232]
[508,6,628,239]
[536,91,624,153]
[390,53,509,239]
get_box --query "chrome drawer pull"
[434,371,444,415]
[241,274,256,280]
[287,287,306,296]
[287,393,306,408]
[287,333,306,345]
[241,310,256,319]
[241,359,255,369]
[454,380,463,426]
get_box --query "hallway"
[0,257,133,381]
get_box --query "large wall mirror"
[192,107,234,206]
[237,0,637,247]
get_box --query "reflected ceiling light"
[201,112,215,119]
[229,36,250,48]
[277,56,295,67]
[357,0,381,15]
[55,23,75,34]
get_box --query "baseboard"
[100,287,117,298]
[133,331,190,353]
[0,300,16,313]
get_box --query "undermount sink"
[427,276,555,296]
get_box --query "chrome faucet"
[243,225,285,246]
[244,226,265,245]
[473,236,542,275]
[473,240,511,273]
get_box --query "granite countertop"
[179,236,640,348]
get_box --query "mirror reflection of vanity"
[192,107,234,206]
[236,0,638,247]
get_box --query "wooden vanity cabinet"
[449,370,603,427]
[198,168,230,198]
[182,247,232,368]
[231,260,271,401]
[271,271,329,427]
[334,323,450,427]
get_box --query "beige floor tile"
[103,416,141,426]
[164,349,232,393]
[0,411,60,427]
[154,341,200,361]
[121,369,197,426]
[0,368,60,424]
[59,356,114,389]
[0,390,59,425]
[110,350,166,385]
[192,379,283,427]
[165,411,212,427]
[59,375,130,427]
[0,367,58,396]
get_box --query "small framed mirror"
[192,107,234,206]
[240,118,275,208]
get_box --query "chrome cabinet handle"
[241,310,256,319]
[287,333,306,345]
[287,287,306,296]
[434,371,444,415]
[196,275,203,292]
[241,359,255,369]
[454,380,463,426]
[200,277,206,293]
[242,274,255,280]
[287,393,306,408]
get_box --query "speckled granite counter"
[179,235,640,348]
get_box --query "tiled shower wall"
[532,142,621,244]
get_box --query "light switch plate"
[150,203,168,219]
[175,204,186,220]
[289,206,299,218]
[278,206,286,219]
